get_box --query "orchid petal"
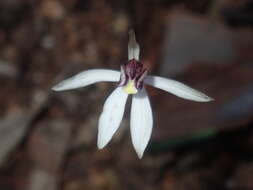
[97,87,128,149]
[128,30,140,60]
[52,69,120,91]
[130,88,153,158]
[145,76,213,102]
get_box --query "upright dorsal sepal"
[128,30,140,61]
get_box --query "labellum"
[119,59,147,94]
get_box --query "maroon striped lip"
[118,59,147,90]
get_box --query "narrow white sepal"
[130,88,153,159]
[52,69,120,91]
[128,30,140,61]
[144,76,214,102]
[97,87,128,149]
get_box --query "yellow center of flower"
[123,80,138,94]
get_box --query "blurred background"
[0,0,253,189]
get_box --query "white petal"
[128,30,140,60]
[97,87,128,149]
[52,69,120,91]
[144,76,213,102]
[130,88,153,158]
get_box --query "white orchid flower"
[52,30,213,158]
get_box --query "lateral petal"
[52,69,120,91]
[145,76,213,102]
[130,88,153,158]
[97,87,128,149]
